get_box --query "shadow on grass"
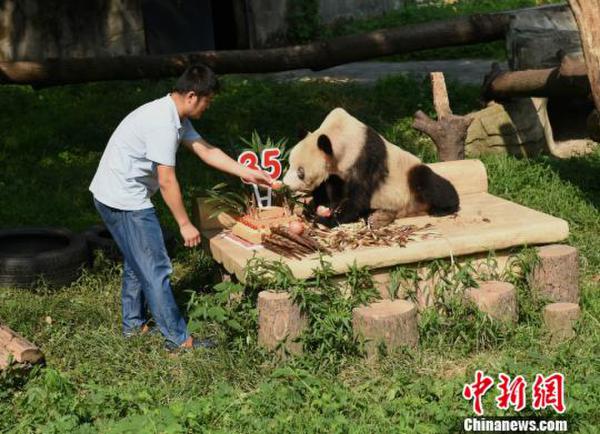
[546,151,600,210]
[171,250,223,312]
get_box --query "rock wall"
[506,4,583,71]
[0,0,145,61]
[246,0,289,48]
[319,0,405,24]
[247,0,407,47]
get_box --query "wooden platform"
[198,160,569,282]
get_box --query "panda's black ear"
[317,134,333,155]
[297,128,309,140]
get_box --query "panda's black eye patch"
[297,167,305,180]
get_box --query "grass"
[305,0,565,61]
[0,73,598,433]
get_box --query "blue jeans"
[93,197,189,346]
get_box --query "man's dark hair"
[172,63,219,96]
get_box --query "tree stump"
[466,281,518,323]
[543,302,580,343]
[531,245,579,303]
[352,299,418,357]
[0,325,44,369]
[257,291,307,355]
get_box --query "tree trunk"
[412,72,472,161]
[481,56,591,101]
[0,11,511,86]
[568,0,600,112]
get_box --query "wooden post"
[431,72,452,118]
[412,72,473,161]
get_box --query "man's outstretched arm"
[183,138,272,186]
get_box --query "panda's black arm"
[329,180,371,224]
[312,196,369,227]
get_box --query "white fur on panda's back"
[370,138,421,213]
[320,108,422,213]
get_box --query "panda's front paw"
[314,215,338,228]
[367,210,397,229]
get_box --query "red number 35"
[237,148,282,182]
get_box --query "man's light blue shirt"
[90,95,200,210]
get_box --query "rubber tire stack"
[0,228,88,289]
[83,224,177,263]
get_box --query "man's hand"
[241,167,273,187]
[180,222,201,248]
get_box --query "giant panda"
[282,107,459,228]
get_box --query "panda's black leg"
[408,164,460,216]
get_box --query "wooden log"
[543,302,580,343]
[0,346,11,369]
[0,325,43,365]
[568,0,600,112]
[531,244,580,303]
[0,12,511,86]
[481,56,591,101]
[352,299,419,357]
[412,72,473,161]
[466,281,518,324]
[257,291,307,355]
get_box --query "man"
[89,64,272,350]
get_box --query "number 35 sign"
[237,148,282,182]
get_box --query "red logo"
[532,373,566,414]
[463,370,495,416]
[496,373,527,412]
[463,371,565,415]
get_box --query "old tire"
[83,224,177,263]
[0,227,87,289]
